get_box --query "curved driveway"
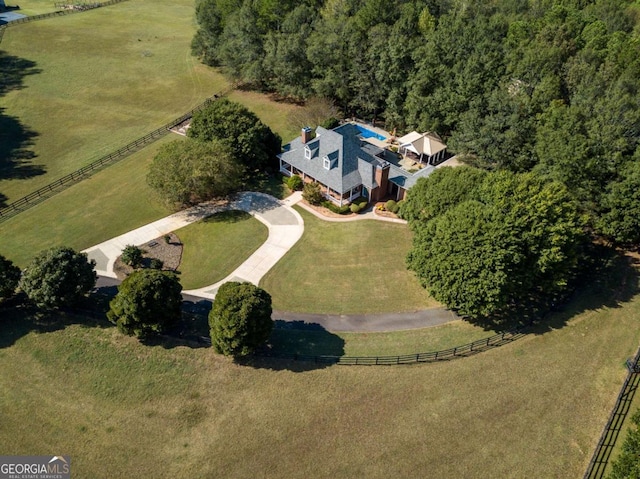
[84,191,304,299]
[85,191,460,331]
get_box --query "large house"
[278,123,446,206]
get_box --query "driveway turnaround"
[86,190,460,331]
[83,192,304,299]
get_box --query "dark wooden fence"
[254,329,526,365]
[0,0,130,34]
[582,346,640,479]
[0,88,238,223]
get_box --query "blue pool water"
[355,125,387,141]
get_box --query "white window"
[323,157,330,170]
[305,146,311,159]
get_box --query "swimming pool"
[355,125,387,141]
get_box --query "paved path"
[272,309,459,332]
[87,190,460,331]
[84,192,304,299]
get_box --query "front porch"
[279,160,363,206]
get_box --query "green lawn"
[1,256,638,478]
[175,210,268,290]
[3,0,58,16]
[0,135,175,267]
[0,0,229,202]
[260,206,439,314]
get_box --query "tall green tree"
[263,4,317,100]
[598,159,640,245]
[406,170,585,318]
[0,255,20,301]
[19,247,96,309]
[147,139,243,208]
[608,409,640,479]
[209,282,273,357]
[400,166,488,223]
[188,99,281,172]
[107,269,183,339]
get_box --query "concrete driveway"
[83,191,304,299]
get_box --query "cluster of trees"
[1,249,272,356]
[147,99,281,208]
[193,0,640,243]
[403,167,586,319]
[108,273,272,357]
[0,247,96,308]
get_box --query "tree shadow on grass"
[237,320,346,372]
[0,108,43,181]
[466,244,640,334]
[202,209,249,224]
[0,51,44,183]
[0,297,112,349]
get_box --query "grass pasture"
[269,320,494,357]
[176,210,269,290]
[0,135,176,267]
[261,206,439,314]
[0,0,229,202]
[3,0,58,16]
[0,254,639,478]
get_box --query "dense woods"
[193,0,640,243]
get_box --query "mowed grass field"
[5,0,59,16]
[176,210,268,290]
[0,135,175,267]
[261,207,440,314]
[269,320,493,357]
[0,0,229,202]
[1,259,639,478]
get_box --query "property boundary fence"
[68,303,527,366]
[583,346,640,479]
[253,329,526,365]
[0,86,237,224]
[0,0,130,43]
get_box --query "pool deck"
[347,120,393,150]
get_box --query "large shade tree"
[188,98,281,172]
[406,168,586,319]
[147,139,243,208]
[209,281,273,357]
[0,254,21,301]
[107,269,183,338]
[19,247,96,309]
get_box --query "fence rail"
[0,0,130,35]
[0,88,237,223]
[583,346,640,479]
[254,328,526,366]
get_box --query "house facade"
[278,123,444,205]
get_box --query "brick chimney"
[373,162,390,202]
[301,126,314,144]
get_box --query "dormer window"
[305,146,311,159]
[323,156,331,170]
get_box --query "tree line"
[192,0,640,244]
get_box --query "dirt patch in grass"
[113,232,182,280]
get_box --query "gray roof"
[278,124,386,194]
[279,123,436,194]
[388,163,436,189]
